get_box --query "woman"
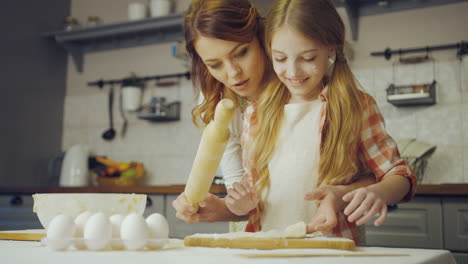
[226,0,417,243]
[172,0,271,224]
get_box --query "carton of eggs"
[44,212,169,251]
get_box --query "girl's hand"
[342,187,388,226]
[225,180,260,216]
[304,185,342,234]
[172,192,225,224]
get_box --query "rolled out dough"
[192,221,307,239]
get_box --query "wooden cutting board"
[184,236,355,251]
[0,233,45,241]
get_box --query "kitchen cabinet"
[365,195,468,263]
[44,13,183,72]
[165,194,229,239]
[0,195,42,231]
[443,197,468,264]
[365,197,443,249]
[143,195,165,217]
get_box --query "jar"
[86,15,102,27]
[121,74,145,112]
[151,96,167,116]
[63,16,81,31]
[150,0,172,17]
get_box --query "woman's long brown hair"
[184,0,267,127]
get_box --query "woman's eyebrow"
[205,43,246,63]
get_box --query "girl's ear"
[328,47,336,58]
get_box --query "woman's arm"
[340,94,417,226]
[358,94,417,202]
[220,109,245,189]
[342,174,410,226]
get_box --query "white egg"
[74,211,92,249]
[120,213,149,250]
[146,213,169,239]
[46,214,75,250]
[83,212,112,250]
[146,213,169,249]
[109,214,125,249]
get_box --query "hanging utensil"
[119,85,128,138]
[102,85,116,141]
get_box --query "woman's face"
[271,25,334,103]
[194,36,266,101]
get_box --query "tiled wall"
[354,58,468,183]
[63,1,468,185]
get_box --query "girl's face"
[271,25,334,103]
[194,36,266,101]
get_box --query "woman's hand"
[171,192,225,224]
[342,187,387,226]
[304,185,344,234]
[225,180,260,216]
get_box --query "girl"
[172,0,377,234]
[226,0,417,243]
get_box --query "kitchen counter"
[0,239,456,264]
[1,184,468,196]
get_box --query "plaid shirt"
[241,89,417,244]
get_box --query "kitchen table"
[0,238,456,264]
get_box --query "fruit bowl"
[94,171,144,187]
[91,157,146,187]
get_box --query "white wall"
[63,0,468,185]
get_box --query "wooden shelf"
[43,13,184,72]
[0,184,227,195]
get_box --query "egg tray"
[41,237,170,251]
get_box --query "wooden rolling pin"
[237,253,410,258]
[184,99,236,210]
[184,236,356,251]
[0,233,45,241]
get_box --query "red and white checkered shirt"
[241,89,417,244]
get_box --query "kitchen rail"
[0,184,467,196]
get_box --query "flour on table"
[191,221,307,239]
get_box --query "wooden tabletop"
[0,184,467,196]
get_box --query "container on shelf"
[86,15,102,27]
[386,80,436,107]
[150,0,172,17]
[63,16,81,31]
[121,73,145,112]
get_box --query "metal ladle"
[102,85,116,140]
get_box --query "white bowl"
[33,193,147,229]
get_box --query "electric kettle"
[59,144,89,187]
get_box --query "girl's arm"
[304,174,376,233]
[172,192,248,224]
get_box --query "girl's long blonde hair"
[184,0,268,127]
[252,0,366,193]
